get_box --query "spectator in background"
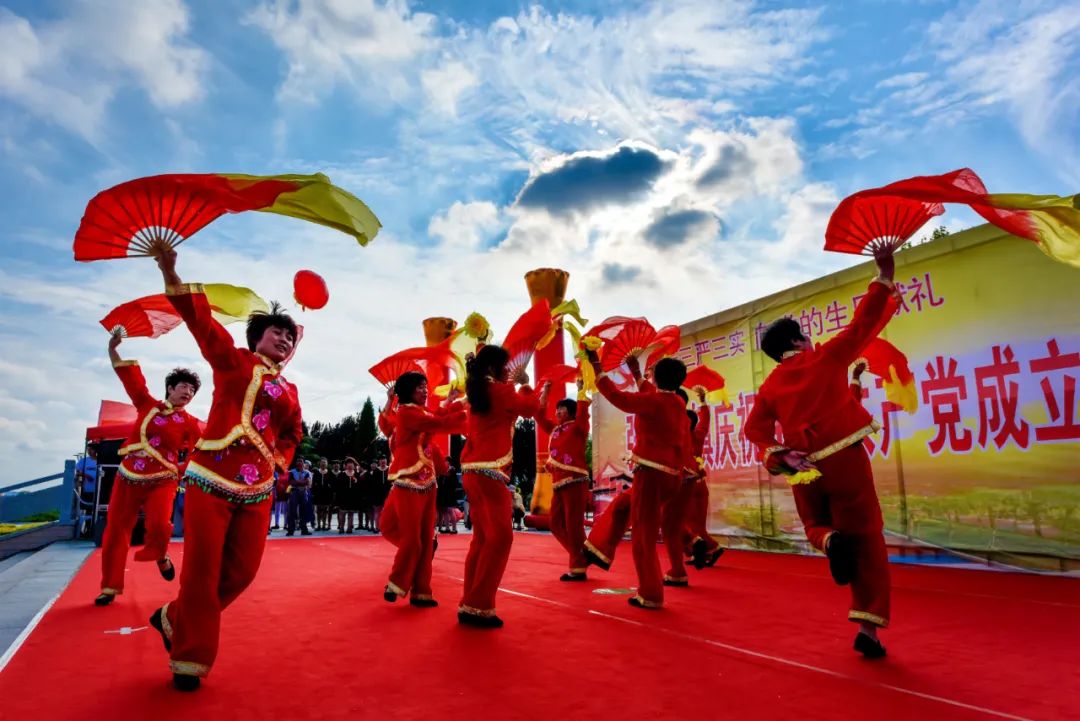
[511,486,526,531]
[338,457,362,533]
[312,458,333,531]
[271,469,289,531]
[371,460,390,534]
[437,462,459,534]
[286,456,313,536]
[76,446,99,535]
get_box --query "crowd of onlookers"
[273,456,467,536]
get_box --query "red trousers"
[661,480,694,581]
[630,468,679,607]
[683,480,720,553]
[163,485,271,677]
[460,472,514,615]
[585,489,633,566]
[791,442,891,627]
[100,478,177,594]
[380,486,436,599]
[549,481,588,572]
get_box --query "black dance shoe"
[384,586,399,603]
[94,593,114,606]
[825,532,857,585]
[706,547,725,567]
[628,596,661,610]
[149,608,171,652]
[457,612,504,629]
[663,577,689,587]
[157,557,175,582]
[691,539,709,570]
[560,572,587,582]
[854,632,887,659]
[172,674,201,692]
[410,597,438,608]
[583,547,610,571]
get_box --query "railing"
[0,461,76,525]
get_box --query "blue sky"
[0,0,1077,483]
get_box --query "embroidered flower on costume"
[419,466,434,481]
[133,458,147,471]
[166,452,177,462]
[152,416,168,427]
[252,409,271,432]
[562,453,573,464]
[149,436,162,447]
[262,380,283,399]
[238,464,260,485]
[170,413,184,423]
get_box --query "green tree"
[358,398,378,462]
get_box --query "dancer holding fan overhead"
[148,248,303,691]
[458,345,539,628]
[745,247,897,659]
[380,371,465,607]
[96,332,202,606]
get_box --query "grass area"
[0,522,49,537]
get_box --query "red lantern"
[293,270,329,310]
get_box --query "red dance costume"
[585,486,632,567]
[160,284,302,679]
[660,413,697,584]
[536,398,591,574]
[458,382,538,620]
[682,406,721,557]
[744,279,894,628]
[100,360,201,597]
[380,403,465,601]
[593,375,687,608]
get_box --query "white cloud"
[247,0,438,103]
[427,200,503,249]
[420,60,477,116]
[0,1,208,143]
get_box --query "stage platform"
[0,532,1076,721]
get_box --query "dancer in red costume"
[380,371,465,607]
[683,388,724,570]
[585,352,688,609]
[745,248,895,659]
[458,345,538,628]
[537,379,591,581]
[96,333,202,606]
[149,249,302,691]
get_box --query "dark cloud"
[643,209,718,250]
[517,146,671,215]
[696,143,751,188]
[601,262,644,285]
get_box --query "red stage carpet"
[1,533,1077,721]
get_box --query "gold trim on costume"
[118,466,176,485]
[386,581,407,598]
[458,604,496,618]
[630,454,680,476]
[663,574,688,583]
[195,364,282,473]
[160,602,174,640]
[111,359,139,368]
[169,660,209,678]
[185,461,275,501]
[411,593,434,601]
[781,350,802,360]
[848,610,889,628]
[120,406,179,476]
[100,587,121,596]
[584,540,611,566]
[389,441,435,482]
[461,450,514,471]
[806,421,883,463]
[569,567,588,575]
[546,457,589,477]
[165,282,205,296]
[631,595,662,609]
[552,475,589,490]
[392,477,437,492]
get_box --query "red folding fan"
[683,365,729,405]
[538,363,580,386]
[100,295,183,338]
[825,194,944,256]
[643,325,682,369]
[368,354,427,390]
[502,300,554,377]
[859,338,918,414]
[582,316,647,344]
[73,174,299,261]
[600,319,660,373]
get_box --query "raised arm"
[397,403,467,434]
[156,249,240,370]
[821,250,896,366]
[108,334,156,409]
[575,396,592,433]
[693,405,710,447]
[510,384,540,419]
